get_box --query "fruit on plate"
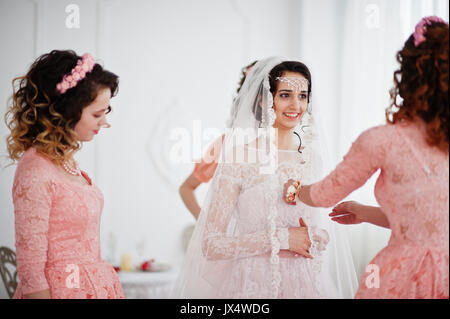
[140,259,155,271]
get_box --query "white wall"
[0,0,448,299]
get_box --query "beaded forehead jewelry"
[275,77,309,92]
[56,53,95,94]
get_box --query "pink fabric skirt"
[14,260,125,299]
[355,242,449,299]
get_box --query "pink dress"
[12,148,125,299]
[310,120,449,299]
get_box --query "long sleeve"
[202,164,288,260]
[310,126,388,208]
[13,160,53,295]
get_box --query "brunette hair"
[5,50,119,165]
[386,21,449,151]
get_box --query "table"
[118,268,179,299]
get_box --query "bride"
[172,57,357,298]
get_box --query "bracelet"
[286,180,301,204]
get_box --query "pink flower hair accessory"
[56,53,95,94]
[413,16,448,47]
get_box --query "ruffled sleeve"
[310,125,389,208]
[13,154,54,294]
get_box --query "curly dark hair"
[5,50,119,165]
[386,20,449,152]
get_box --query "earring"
[261,107,277,128]
[267,108,276,127]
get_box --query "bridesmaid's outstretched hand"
[330,201,390,229]
[329,201,364,225]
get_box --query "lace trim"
[307,226,325,295]
[307,226,319,257]
[266,176,281,299]
[261,76,276,128]
[276,228,289,250]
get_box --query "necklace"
[63,161,81,176]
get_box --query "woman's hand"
[288,218,313,258]
[283,179,300,205]
[23,289,51,299]
[179,173,203,219]
[329,201,390,228]
[329,201,364,225]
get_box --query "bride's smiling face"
[272,71,309,131]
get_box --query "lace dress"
[310,120,449,299]
[199,145,332,298]
[12,148,125,299]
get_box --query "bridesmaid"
[284,17,449,298]
[5,50,125,299]
[179,61,257,219]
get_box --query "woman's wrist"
[296,185,302,201]
[363,205,389,228]
[297,185,315,207]
[350,202,375,224]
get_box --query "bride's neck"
[276,128,297,150]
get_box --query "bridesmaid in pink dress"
[284,17,449,298]
[5,50,125,299]
[179,61,257,220]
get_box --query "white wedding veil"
[172,56,358,298]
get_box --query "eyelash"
[94,107,111,118]
[280,93,308,100]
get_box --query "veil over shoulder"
[172,57,358,298]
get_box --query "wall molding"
[29,0,45,57]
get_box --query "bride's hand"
[283,179,300,205]
[329,201,364,225]
[288,218,313,258]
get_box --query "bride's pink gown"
[310,120,449,298]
